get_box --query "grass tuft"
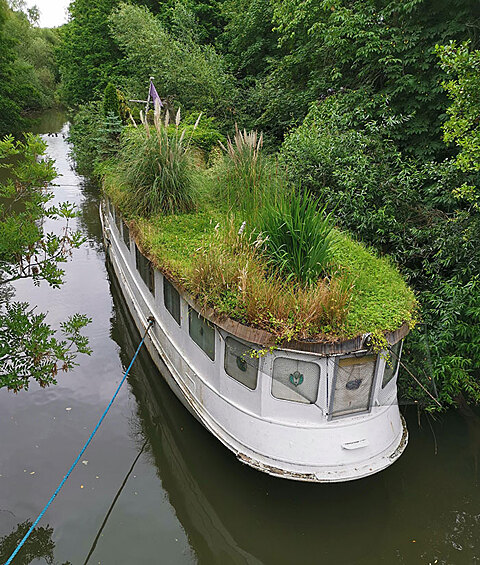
[259,190,337,285]
[114,103,199,217]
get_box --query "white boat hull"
[101,203,408,482]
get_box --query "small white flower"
[238,221,246,236]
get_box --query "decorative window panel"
[382,341,402,388]
[122,220,130,249]
[135,246,155,296]
[189,307,215,361]
[272,357,320,404]
[330,355,377,418]
[224,337,258,390]
[163,278,181,326]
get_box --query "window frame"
[135,245,155,296]
[328,353,378,420]
[163,277,181,326]
[122,219,131,250]
[224,336,259,391]
[188,306,215,362]
[382,340,403,389]
[270,356,321,405]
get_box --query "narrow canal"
[1,112,479,565]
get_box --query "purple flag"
[149,80,163,108]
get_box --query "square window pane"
[164,278,181,325]
[135,246,155,296]
[224,337,258,390]
[122,220,130,249]
[189,308,215,361]
[272,357,320,404]
[331,355,376,418]
[114,206,122,232]
[382,341,402,388]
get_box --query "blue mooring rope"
[4,319,154,565]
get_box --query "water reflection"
[0,520,70,565]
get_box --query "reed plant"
[115,103,200,217]
[258,190,337,286]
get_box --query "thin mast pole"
[145,76,154,115]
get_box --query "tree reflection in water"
[0,519,71,565]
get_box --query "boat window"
[382,341,402,388]
[189,307,215,361]
[122,220,130,249]
[330,355,376,418]
[272,357,320,404]
[224,337,258,390]
[114,206,122,232]
[135,246,155,296]
[163,278,181,325]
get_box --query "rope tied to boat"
[4,318,155,565]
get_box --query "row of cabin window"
[111,203,402,411]
[138,252,402,411]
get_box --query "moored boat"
[101,199,410,482]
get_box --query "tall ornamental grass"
[259,190,337,285]
[116,104,200,217]
[217,125,283,220]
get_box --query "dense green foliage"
[58,0,122,106]
[437,41,480,179]
[108,3,235,119]
[0,0,60,136]
[0,135,91,391]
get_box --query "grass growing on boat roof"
[331,233,416,336]
[103,122,416,341]
[103,197,416,339]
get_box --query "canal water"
[1,111,480,565]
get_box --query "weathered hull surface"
[101,202,408,482]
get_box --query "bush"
[103,82,120,118]
[115,106,198,216]
[173,111,225,154]
[69,101,123,177]
[259,190,337,285]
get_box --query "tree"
[109,3,235,120]
[266,0,480,154]
[437,41,480,179]
[0,0,24,136]
[0,134,91,392]
[57,0,122,106]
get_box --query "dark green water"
[1,111,480,565]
